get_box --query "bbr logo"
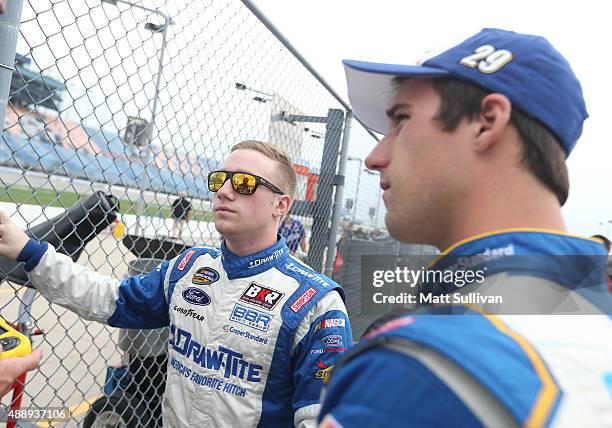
[230,304,273,332]
[240,282,284,310]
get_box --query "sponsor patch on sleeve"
[177,250,196,271]
[321,334,344,346]
[314,318,346,332]
[314,360,334,383]
[291,287,317,312]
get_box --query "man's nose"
[216,178,235,200]
[364,136,391,171]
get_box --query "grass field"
[0,186,213,222]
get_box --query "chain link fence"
[0,0,433,425]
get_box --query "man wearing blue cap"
[319,29,612,427]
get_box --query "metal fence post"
[324,110,352,276]
[306,108,344,271]
[0,0,23,130]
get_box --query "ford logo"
[182,287,211,306]
[322,334,343,346]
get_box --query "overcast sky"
[253,0,612,237]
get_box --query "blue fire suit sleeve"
[318,347,482,428]
[291,290,352,427]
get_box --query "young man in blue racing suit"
[0,140,352,427]
[318,29,612,427]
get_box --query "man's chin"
[214,219,236,237]
[386,212,431,246]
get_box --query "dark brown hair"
[394,77,570,205]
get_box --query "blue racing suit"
[18,237,352,427]
[319,230,612,427]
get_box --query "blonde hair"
[230,140,297,197]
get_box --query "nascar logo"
[314,318,346,331]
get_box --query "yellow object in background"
[0,317,32,359]
[112,221,126,239]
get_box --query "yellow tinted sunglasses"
[207,170,284,195]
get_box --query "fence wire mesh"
[0,0,429,425]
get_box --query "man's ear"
[473,93,512,153]
[274,195,293,219]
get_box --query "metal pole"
[324,111,352,276]
[133,11,171,234]
[146,16,168,145]
[0,0,23,131]
[307,109,344,271]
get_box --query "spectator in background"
[170,192,193,238]
[354,226,369,240]
[278,214,307,257]
[370,228,385,240]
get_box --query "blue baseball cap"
[343,28,588,156]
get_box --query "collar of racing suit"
[425,228,608,295]
[437,228,606,257]
[220,235,290,279]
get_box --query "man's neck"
[224,231,278,257]
[439,178,566,251]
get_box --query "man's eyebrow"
[385,103,412,119]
